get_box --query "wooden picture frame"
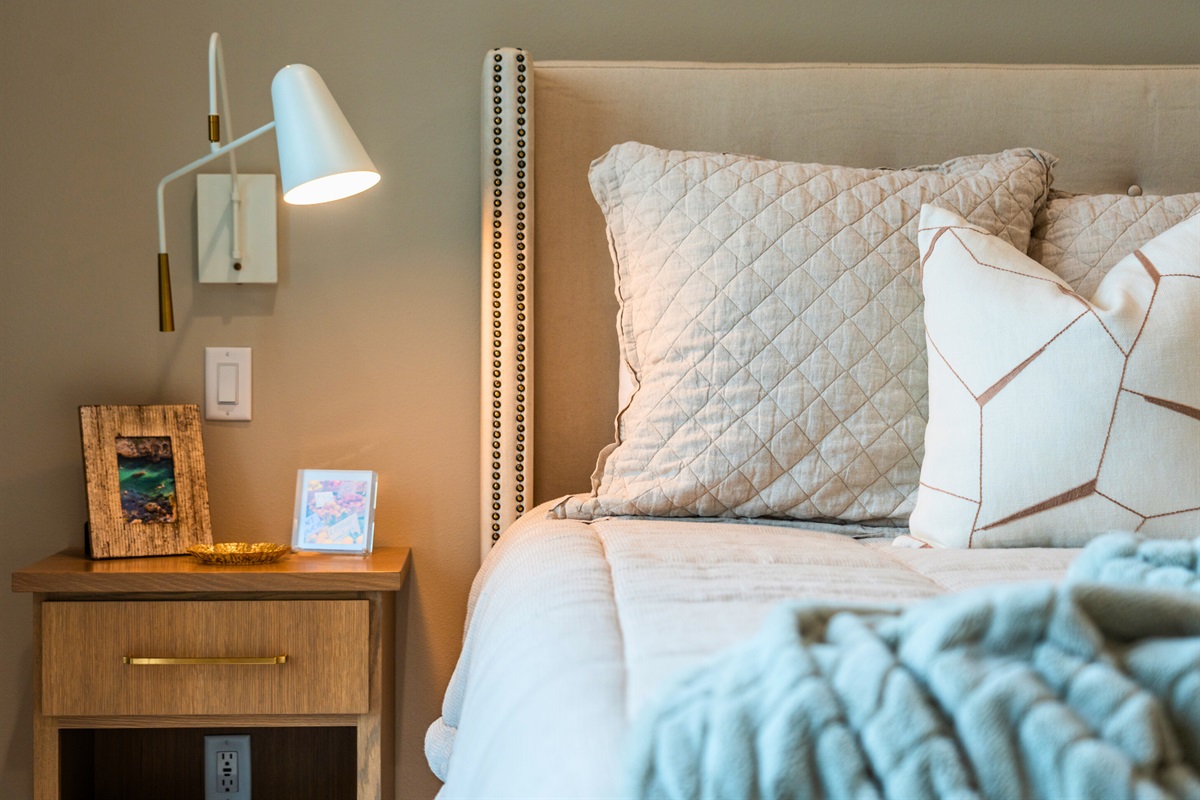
[80,404,213,558]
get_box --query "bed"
[431,53,1200,798]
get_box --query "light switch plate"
[205,347,252,421]
[197,173,278,284]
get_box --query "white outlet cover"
[204,734,251,800]
[205,347,252,421]
[197,173,278,284]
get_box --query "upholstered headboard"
[481,49,1200,557]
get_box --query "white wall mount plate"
[197,174,278,284]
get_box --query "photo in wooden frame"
[80,404,213,558]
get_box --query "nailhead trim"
[486,48,533,545]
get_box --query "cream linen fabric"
[429,502,1078,797]
[555,143,1054,524]
[529,65,1200,506]
[912,205,1200,548]
[1030,190,1200,295]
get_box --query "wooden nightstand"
[12,547,410,800]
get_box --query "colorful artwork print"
[115,436,176,524]
[299,478,370,547]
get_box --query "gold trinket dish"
[186,543,290,565]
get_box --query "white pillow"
[555,143,1055,523]
[911,205,1199,548]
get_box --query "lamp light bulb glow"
[283,170,380,205]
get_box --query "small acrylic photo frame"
[291,469,378,554]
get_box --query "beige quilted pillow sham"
[1029,190,1200,295]
[911,205,1199,548]
[554,143,1054,523]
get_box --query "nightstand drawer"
[41,600,369,717]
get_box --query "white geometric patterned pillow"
[911,204,1199,548]
[554,143,1054,524]
[1029,191,1200,295]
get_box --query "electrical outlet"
[204,735,251,800]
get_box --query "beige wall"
[1,1,1196,796]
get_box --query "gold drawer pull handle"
[123,655,287,666]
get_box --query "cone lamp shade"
[272,64,380,205]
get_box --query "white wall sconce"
[155,33,380,331]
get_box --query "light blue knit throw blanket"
[623,534,1200,800]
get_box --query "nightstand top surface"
[12,547,410,593]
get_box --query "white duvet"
[428,502,1078,798]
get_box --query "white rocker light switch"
[217,363,239,404]
[205,347,252,420]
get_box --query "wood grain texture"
[381,591,396,800]
[12,547,411,593]
[41,600,368,716]
[79,404,212,558]
[21,550,409,799]
[32,595,58,800]
[357,592,396,800]
[55,713,359,729]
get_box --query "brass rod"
[123,655,287,666]
[208,114,220,143]
[158,253,174,332]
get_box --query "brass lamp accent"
[208,114,220,143]
[157,254,174,332]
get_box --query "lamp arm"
[208,33,241,260]
[156,120,275,253]
[155,119,274,331]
